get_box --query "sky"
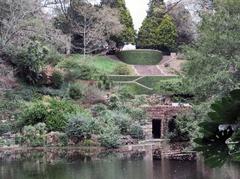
[125,0,149,31]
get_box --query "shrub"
[69,83,84,100]
[17,123,47,147]
[97,74,112,90]
[19,97,82,131]
[65,114,96,143]
[113,64,132,75]
[58,59,98,81]
[98,110,131,135]
[45,47,64,66]
[129,124,145,139]
[91,104,107,117]
[83,85,105,105]
[99,124,120,148]
[108,95,121,110]
[78,64,97,80]
[0,122,14,135]
[116,50,162,65]
[51,70,64,89]
[156,78,186,95]
[128,108,148,125]
[118,86,135,99]
[15,41,48,85]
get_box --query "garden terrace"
[109,75,180,95]
[116,49,162,65]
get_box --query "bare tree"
[0,0,66,55]
[54,0,123,58]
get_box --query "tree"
[168,2,195,45]
[183,0,240,102]
[194,89,240,167]
[136,0,177,52]
[0,0,65,56]
[101,0,136,47]
[156,15,177,52]
[55,0,122,57]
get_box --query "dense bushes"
[19,97,83,131]
[65,114,96,143]
[16,123,47,147]
[113,64,132,75]
[51,70,64,89]
[99,125,121,148]
[116,49,162,65]
[156,78,187,95]
[129,124,145,139]
[57,58,98,81]
[69,83,84,100]
[15,41,48,85]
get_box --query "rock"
[46,132,67,146]
[120,135,137,145]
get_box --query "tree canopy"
[101,0,136,46]
[136,0,177,52]
[183,0,240,102]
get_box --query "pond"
[0,148,240,179]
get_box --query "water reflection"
[0,149,240,179]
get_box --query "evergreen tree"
[184,0,240,101]
[136,0,177,52]
[101,0,136,46]
[156,15,177,52]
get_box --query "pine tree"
[101,0,136,46]
[137,0,177,52]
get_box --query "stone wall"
[144,105,191,138]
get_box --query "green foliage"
[128,108,148,125]
[65,113,96,142]
[97,74,113,90]
[118,85,135,99]
[57,56,98,81]
[57,55,125,75]
[129,123,145,139]
[69,83,84,100]
[19,97,82,131]
[183,0,240,102]
[102,0,136,46]
[108,95,121,109]
[112,76,181,95]
[116,50,162,65]
[51,70,64,89]
[137,1,177,52]
[45,46,64,66]
[99,110,131,135]
[16,41,48,85]
[156,78,187,95]
[91,104,108,116]
[156,15,177,51]
[194,89,240,167]
[0,122,15,135]
[99,124,121,148]
[16,123,47,147]
[113,63,132,75]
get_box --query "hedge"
[116,49,162,65]
[109,75,181,95]
[109,75,140,82]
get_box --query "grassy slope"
[64,54,128,74]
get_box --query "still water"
[0,149,240,179]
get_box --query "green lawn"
[61,54,128,74]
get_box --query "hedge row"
[116,49,162,65]
[109,75,180,95]
[108,75,140,82]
